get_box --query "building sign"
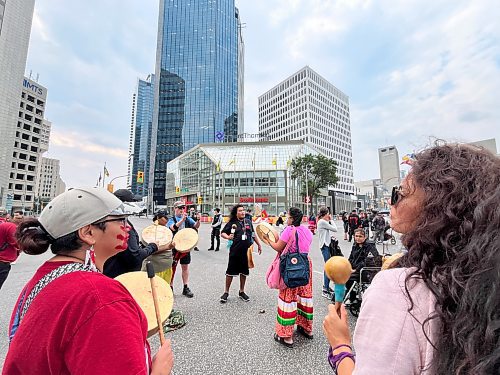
[23,78,44,96]
[239,197,269,203]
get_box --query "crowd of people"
[1,142,498,374]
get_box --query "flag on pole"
[104,166,110,177]
[401,153,416,165]
[228,158,235,166]
[98,173,102,185]
[216,160,221,172]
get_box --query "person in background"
[322,143,499,375]
[317,206,338,299]
[189,207,200,252]
[345,228,379,302]
[220,204,262,303]
[359,212,370,239]
[103,189,171,278]
[263,207,314,348]
[0,212,23,289]
[308,213,317,235]
[341,211,349,240]
[245,208,253,222]
[372,213,386,243]
[168,201,200,298]
[142,211,176,286]
[208,208,222,251]
[347,209,360,242]
[3,187,173,374]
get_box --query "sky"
[26,0,500,190]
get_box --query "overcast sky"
[26,0,500,190]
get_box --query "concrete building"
[378,145,400,191]
[150,0,244,205]
[7,77,48,212]
[258,66,354,196]
[129,74,155,198]
[469,138,497,155]
[35,157,65,212]
[0,0,36,210]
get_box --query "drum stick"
[146,261,166,345]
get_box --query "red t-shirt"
[0,222,20,263]
[3,261,152,374]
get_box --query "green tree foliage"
[290,154,338,204]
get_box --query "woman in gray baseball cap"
[3,187,173,375]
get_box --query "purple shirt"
[280,225,313,254]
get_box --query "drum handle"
[146,261,166,345]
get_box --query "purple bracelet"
[328,346,355,373]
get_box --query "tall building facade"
[150,0,243,205]
[0,0,36,209]
[258,66,354,194]
[36,157,65,211]
[7,77,48,211]
[129,74,155,197]
[378,145,400,191]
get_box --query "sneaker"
[239,291,250,302]
[182,286,194,298]
[193,247,199,251]
[322,290,332,299]
[220,292,229,303]
[208,248,214,251]
[215,248,220,252]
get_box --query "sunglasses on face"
[176,206,186,210]
[391,186,403,206]
[93,217,128,226]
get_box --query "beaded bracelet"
[328,345,355,373]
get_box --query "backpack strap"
[9,263,95,343]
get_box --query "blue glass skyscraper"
[150,0,243,205]
[129,74,155,198]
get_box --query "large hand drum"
[141,224,173,246]
[256,222,279,243]
[115,271,173,338]
[175,228,199,252]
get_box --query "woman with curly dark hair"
[322,143,500,374]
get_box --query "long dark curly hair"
[396,143,500,374]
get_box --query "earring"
[84,244,98,272]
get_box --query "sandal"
[274,333,294,348]
[297,326,314,339]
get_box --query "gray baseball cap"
[39,187,129,239]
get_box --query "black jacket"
[348,241,380,272]
[103,221,158,278]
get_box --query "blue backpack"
[279,230,310,288]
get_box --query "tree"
[290,154,338,213]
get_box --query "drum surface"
[174,228,199,252]
[141,224,173,246]
[256,222,279,243]
[115,271,174,337]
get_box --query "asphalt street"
[0,218,401,374]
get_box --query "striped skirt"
[275,258,313,337]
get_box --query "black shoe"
[182,286,194,298]
[239,291,250,302]
[208,248,214,251]
[220,292,229,303]
[215,248,220,252]
[193,247,199,251]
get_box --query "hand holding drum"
[324,256,353,315]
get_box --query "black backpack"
[279,230,310,288]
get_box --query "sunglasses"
[391,186,403,206]
[176,206,186,209]
[93,217,128,226]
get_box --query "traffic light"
[175,186,180,194]
[137,171,144,184]
[197,196,202,204]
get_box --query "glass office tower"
[150,0,243,205]
[129,74,155,197]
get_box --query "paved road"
[0,218,401,374]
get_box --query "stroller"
[375,224,396,245]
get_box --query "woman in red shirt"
[3,187,173,375]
